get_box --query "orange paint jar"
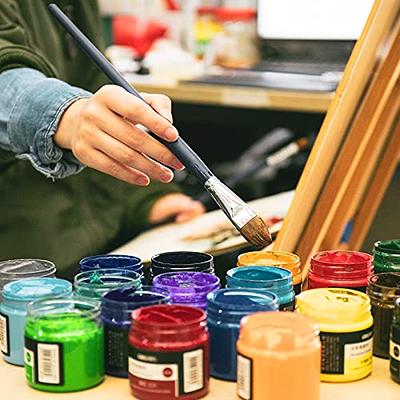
[237,251,302,294]
[236,312,320,400]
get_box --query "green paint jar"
[24,298,104,392]
[374,240,400,273]
[74,268,142,302]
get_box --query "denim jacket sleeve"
[0,67,92,179]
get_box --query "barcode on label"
[38,343,60,384]
[0,313,9,355]
[237,354,251,400]
[183,348,203,393]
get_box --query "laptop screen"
[258,0,374,41]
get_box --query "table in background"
[132,80,334,113]
[1,357,397,400]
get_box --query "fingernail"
[137,176,149,186]
[161,170,174,183]
[164,127,178,141]
[172,160,185,170]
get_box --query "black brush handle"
[48,3,213,184]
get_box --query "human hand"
[149,193,206,224]
[55,86,184,185]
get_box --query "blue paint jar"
[79,254,144,281]
[74,268,142,303]
[207,289,279,381]
[152,271,220,309]
[101,286,170,377]
[0,278,72,365]
[226,266,295,311]
[150,251,215,282]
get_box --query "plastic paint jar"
[0,259,56,293]
[237,312,320,400]
[153,272,220,309]
[374,240,400,273]
[74,268,142,301]
[80,254,143,279]
[24,298,104,392]
[237,251,302,294]
[0,278,72,366]
[367,272,400,358]
[390,298,400,383]
[128,305,209,400]
[150,251,215,281]
[308,250,373,292]
[226,266,295,311]
[101,286,170,377]
[207,288,278,381]
[297,288,373,382]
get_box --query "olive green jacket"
[0,0,178,278]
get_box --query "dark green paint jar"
[374,240,400,273]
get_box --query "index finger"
[98,85,178,142]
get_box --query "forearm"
[0,67,91,179]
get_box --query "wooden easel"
[273,0,400,280]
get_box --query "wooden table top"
[1,356,397,399]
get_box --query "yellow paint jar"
[237,251,302,294]
[297,288,373,382]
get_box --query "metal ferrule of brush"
[204,176,256,229]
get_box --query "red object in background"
[128,305,209,400]
[214,7,256,22]
[113,16,168,58]
[308,250,374,292]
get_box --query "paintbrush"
[48,3,272,247]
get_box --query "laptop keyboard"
[253,60,346,75]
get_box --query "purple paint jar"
[152,271,220,309]
[101,286,170,377]
[150,251,215,282]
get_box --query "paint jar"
[207,288,278,381]
[25,298,104,392]
[74,268,142,302]
[0,259,56,293]
[237,251,302,294]
[80,254,144,280]
[297,288,373,382]
[237,312,320,400]
[150,251,214,281]
[128,305,209,400]
[390,298,400,383]
[153,272,220,309]
[308,250,373,292]
[226,266,295,311]
[101,286,170,377]
[0,278,72,366]
[374,240,400,273]
[367,272,400,358]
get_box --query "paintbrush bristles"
[240,215,273,247]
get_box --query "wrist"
[54,98,88,150]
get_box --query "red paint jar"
[128,305,209,400]
[308,250,373,292]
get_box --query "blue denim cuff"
[8,76,92,179]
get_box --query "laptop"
[188,0,374,92]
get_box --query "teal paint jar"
[226,266,295,310]
[374,240,400,273]
[25,298,104,392]
[74,268,142,302]
[0,278,72,366]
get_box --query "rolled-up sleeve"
[0,67,92,179]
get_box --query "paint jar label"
[104,325,128,374]
[129,345,205,397]
[0,313,10,356]
[24,337,64,386]
[390,340,400,378]
[237,353,252,400]
[320,326,373,375]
